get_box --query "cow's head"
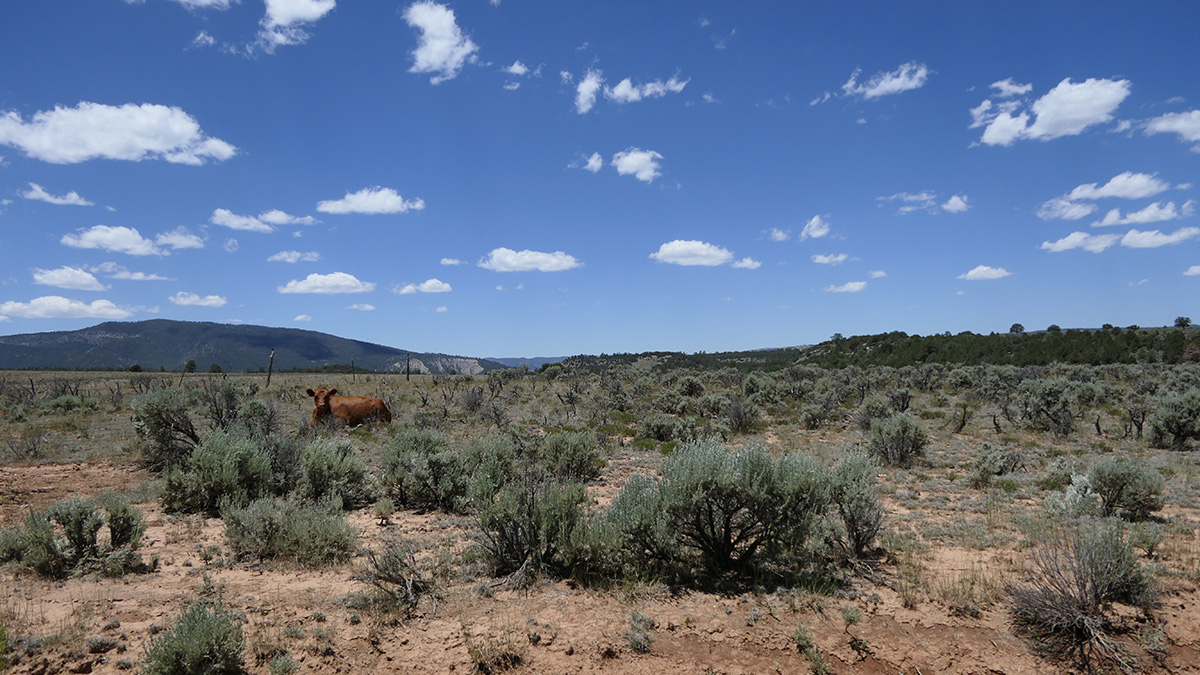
[306,387,338,423]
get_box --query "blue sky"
[1,1,1198,358]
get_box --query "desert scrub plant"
[131,386,200,470]
[221,496,357,567]
[867,413,929,469]
[829,451,884,559]
[299,438,373,509]
[968,443,1025,489]
[0,496,149,578]
[623,611,655,653]
[380,428,467,512]
[538,430,604,482]
[161,429,274,516]
[462,623,526,674]
[1146,388,1200,450]
[1087,457,1164,521]
[143,600,245,675]
[356,541,438,618]
[1010,519,1156,672]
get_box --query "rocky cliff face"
[385,356,486,375]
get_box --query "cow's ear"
[329,388,338,396]
[306,389,316,397]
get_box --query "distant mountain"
[485,356,568,370]
[0,319,508,374]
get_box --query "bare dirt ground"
[2,372,1200,674]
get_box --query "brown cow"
[306,387,392,426]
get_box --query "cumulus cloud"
[973,78,1131,146]
[942,195,970,213]
[611,148,663,183]
[1037,197,1098,221]
[259,209,317,226]
[990,78,1032,97]
[211,208,274,233]
[404,1,479,84]
[878,191,938,214]
[62,225,164,256]
[1040,231,1122,253]
[766,227,790,242]
[1144,110,1200,150]
[604,74,689,104]
[277,272,376,294]
[824,281,867,293]
[1120,227,1200,248]
[33,266,107,291]
[503,61,528,76]
[649,240,734,267]
[92,262,169,281]
[812,253,848,265]
[800,215,830,240]
[169,291,227,307]
[156,227,205,250]
[478,247,581,272]
[347,303,375,311]
[869,270,887,279]
[395,278,452,294]
[21,183,93,206]
[257,0,336,52]
[731,257,761,269]
[268,250,320,263]
[958,265,1012,280]
[0,296,133,319]
[1067,171,1171,201]
[575,69,604,114]
[0,102,236,164]
[841,62,930,99]
[583,152,603,173]
[1184,265,1200,276]
[1093,200,1194,227]
[316,187,425,214]
[440,257,463,265]
[173,0,239,9]
[294,314,312,321]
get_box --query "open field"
[2,363,1199,674]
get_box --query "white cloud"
[277,272,376,294]
[1040,231,1121,253]
[842,62,930,99]
[62,225,164,256]
[440,257,463,266]
[395,278,452,294]
[0,102,236,164]
[1037,197,1097,221]
[258,0,336,52]
[942,195,970,213]
[169,291,227,307]
[211,208,273,233]
[92,262,169,281]
[268,250,320,263]
[1184,265,1200,276]
[190,31,216,49]
[824,281,867,293]
[156,227,205,250]
[731,257,761,269]
[347,303,375,311]
[611,148,663,183]
[316,187,425,214]
[1144,110,1200,149]
[33,266,107,291]
[575,69,605,114]
[436,306,448,313]
[812,253,848,265]
[990,78,1032,97]
[878,191,937,214]
[958,265,1011,280]
[503,61,528,76]
[1092,200,1194,227]
[583,152,603,173]
[0,296,133,319]
[649,240,733,267]
[800,215,830,240]
[975,78,1131,146]
[868,270,887,279]
[404,1,479,84]
[1067,171,1171,201]
[222,238,239,253]
[766,227,790,242]
[259,209,317,225]
[1120,227,1200,249]
[173,0,238,9]
[294,314,312,321]
[478,247,581,272]
[604,75,689,104]
[21,183,93,206]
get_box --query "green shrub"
[867,414,929,468]
[540,430,604,482]
[356,542,437,617]
[829,451,883,559]
[40,394,98,415]
[131,387,200,470]
[162,429,274,516]
[300,438,372,509]
[380,428,467,512]
[101,494,146,550]
[50,498,104,564]
[470,465,587,578]
[1088,458,1164,521]
[221,496,356,567]
[853,394,893,431]
[637,413,683,442]
[0,498,149,579]
[143,601,245,675]
[721,395,760,434]
[1011,519,1156,672]
[968,444,1024,489]
[1147,388,1200,450]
